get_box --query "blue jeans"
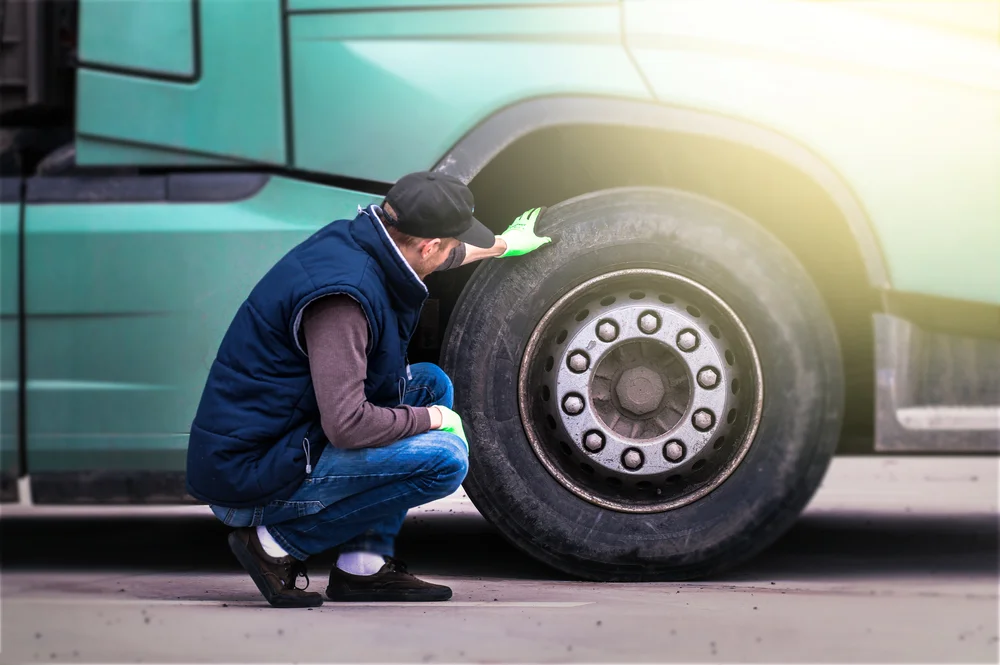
[210,363,467,561]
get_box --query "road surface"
[1,456,997,663]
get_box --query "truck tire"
[441,187,844,581]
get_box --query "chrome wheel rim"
[517,269,764,513]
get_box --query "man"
[185,171,550,607]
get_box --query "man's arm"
[303,295,433,449]
[432,238,507,272]
[459,237,507,265]
[434,207,551,271]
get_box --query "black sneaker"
[227,527,324,608]
[326,557,452,602]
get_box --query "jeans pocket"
[296,500,325,518]
[403,385,436,408]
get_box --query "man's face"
[407,237,462,279]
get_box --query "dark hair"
[378,202,424,248]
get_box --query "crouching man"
[185,171,550,606]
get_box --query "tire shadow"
[0,509,995,582]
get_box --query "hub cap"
[518,269,763,513]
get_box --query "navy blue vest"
[185,206,428,507]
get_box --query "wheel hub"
[519,269,763,513]
[589,339,691,440]
[615,366,664,416]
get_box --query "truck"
[1,0,997,581]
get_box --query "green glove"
[434,405,469,452]
[499,207,552,257]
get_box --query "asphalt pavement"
[0,455,997,663]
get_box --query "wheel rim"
[517,268,764,513]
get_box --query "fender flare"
[432,96,889,289]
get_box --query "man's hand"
[499,207,552,258]
[429,405,469,451]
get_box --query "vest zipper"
[302,435,313,475]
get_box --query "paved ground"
[0,456,997,663]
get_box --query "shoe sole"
[324,587,453,603]
[227,531,323,608]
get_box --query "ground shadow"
[0,510,558,580]
[726,511,999,581]
[1,509,996,582]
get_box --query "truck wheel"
[441,187,844,581]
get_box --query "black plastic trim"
[281,0,296,166]
[432,95,890,288]
[0,178,21,203]
[0,471,17,502]
[30,471,198,504]
[26,176,167,203]
[24,173,272,204]
[166,173,270,202]
[75,0,202,84]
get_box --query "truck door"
[73,0,286,167]
[20,173,374,503]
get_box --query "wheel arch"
[433,95,889,289]
[429,95,886,452]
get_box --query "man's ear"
[420,238,442,258]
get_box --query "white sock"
[337,551,386,576]
[256,525,290,558]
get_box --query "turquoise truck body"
[72,1,1000,302]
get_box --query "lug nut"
[622,448,643,470]
[568,352,589,373]
[664,440,685,462]
[638,312,659,334]
[697,367,719,389]
[693,409,715,431]
[584,431,605,452]
[677,329,699,351]
[563,394,585,415]
[597,320,619,343]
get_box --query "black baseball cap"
[383,171,495,248]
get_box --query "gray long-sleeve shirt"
[301,243,467,449]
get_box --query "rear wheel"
[442,187,843,581]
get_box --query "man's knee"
[420,433,468,497]
[209,504,256,527]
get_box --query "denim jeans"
[210,362,468,561]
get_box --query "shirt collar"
[353,204,428,298]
